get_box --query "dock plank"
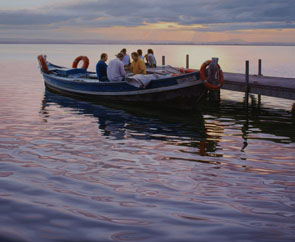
[223,73,295,100]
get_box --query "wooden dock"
[222,73,295,100]
[167,56,295,103]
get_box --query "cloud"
[0,10,70,25]
[0,0,294,31]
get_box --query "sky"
[0,0,295,44]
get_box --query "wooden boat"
[37,55,223,110]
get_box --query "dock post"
[245,60,250,109]
[208,90,221,103]
[186,54,189,69]
[162,56,165,66]
[258,59,262,104]
[258,59,262,76]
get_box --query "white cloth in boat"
[126,74,170,88]
[146,65,179,74]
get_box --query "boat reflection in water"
[40,89,222,158]
[41,89,294,161]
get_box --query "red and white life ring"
[200,60,224,90]
[72,56,89,70]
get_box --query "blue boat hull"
[40,62,208,110]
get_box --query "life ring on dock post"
[200,60,224,90]
[37,55,49,74]
[72,56,89,70]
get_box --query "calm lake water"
[0,44,294,242]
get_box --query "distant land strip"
[0,39,294,46]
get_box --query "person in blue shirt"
[137,49,144,61]
[121,48,130,68]
[96,53,108,81]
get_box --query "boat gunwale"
[43,71,203,96]
[45,68,199,85]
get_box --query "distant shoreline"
[0,40,295,46]
[0,41,294,47]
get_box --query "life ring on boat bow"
[72,56,89,70]
[37,55,49,74]
[200,60,224,90]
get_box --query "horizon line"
[0,41,295,47]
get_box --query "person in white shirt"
[121,48,130,67]
[107,53,126,82]
[146,49,157,68]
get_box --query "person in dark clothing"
[96,53,108,81]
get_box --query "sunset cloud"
[0,0,294,43]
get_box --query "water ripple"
[0,58,294,241]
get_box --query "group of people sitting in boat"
[96,48,157,82]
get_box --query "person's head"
[137,49,143,56]
[121,48,127,55]
[100,53,108,62]
[131,52,138,61]
[147,49,154,54]
[116,52,124,61]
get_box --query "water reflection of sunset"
[1,44,294,242]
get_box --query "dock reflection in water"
[0,87,294,242]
